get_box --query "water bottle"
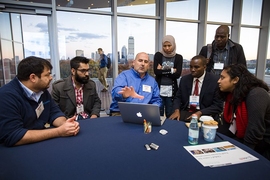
[188,114,199,145]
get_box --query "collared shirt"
[18,79,43,102]
[212,41,232,75]
[191,71,206,96]
[72,79,88,119]
[110,68,162,112]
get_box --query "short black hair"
[17,56,52,81]
[70,56,90,69]
[191,55,207,65]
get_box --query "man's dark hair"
[191,55,207,65]
[17,56,52,81]
[98,48,103,51]
[70,56,90,69]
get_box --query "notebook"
[118,102,166,126]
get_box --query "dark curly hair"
[219,64,269,107]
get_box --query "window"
[264,35,270,86]
[166,0,199,20]
[240,27,260,74]
[242,0,262,26]
[57,11,111,78]
[207,0,233,23]
[117,17,155,75]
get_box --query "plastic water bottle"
[188,114,199,145]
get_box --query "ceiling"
[12,0,182,9]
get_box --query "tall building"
[128,36,134,60]
[121,45,127,60]
[76,50,84,57]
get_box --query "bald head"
[215,25,230,49]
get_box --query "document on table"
[183,141,258,167]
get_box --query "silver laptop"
[118,102,166,126]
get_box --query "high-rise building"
[121,45,127,60]
[76,50,84,57]
[128,36,134,60]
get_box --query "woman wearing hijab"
[154,35,183,117]
[218,64,270,160]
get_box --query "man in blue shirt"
[110,52,162,116]
[0,56,80,147]
[98,48,109,92]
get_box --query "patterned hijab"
[160,35,176,58]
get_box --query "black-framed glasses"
[76,69,90,74]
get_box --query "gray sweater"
[244,87,270,149]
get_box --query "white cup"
[202,124,218,142]
[199,116,214,133]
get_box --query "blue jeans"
[160,96,173,117]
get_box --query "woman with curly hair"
[218,64,270,160]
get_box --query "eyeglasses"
[76,69,90,74]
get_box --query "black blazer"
[172,72,223,117]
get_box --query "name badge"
[189,95,199,107]
[76,104,84,114]
[35,101,44,118]
[142,85,151,93]
[214,62,224,70]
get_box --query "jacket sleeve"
[244,88,270,149]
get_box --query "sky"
[20,0,269,61]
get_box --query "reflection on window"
[56,0,111,11]
[207,0,233,23]
[240,27,259,74]
[117,17,155,76]
[166,0,199,20]
[166,21,198,76]
[21,14,50,59]
[57,11,111,78]
[242,0,262,26]
[117,0,155,16]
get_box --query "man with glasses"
[0,56,80,147]
[52,56,101,120]
[109,52,162,116]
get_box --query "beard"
[75,73,89,84]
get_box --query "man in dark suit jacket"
[51,56,101,120]
[169,55,223,121]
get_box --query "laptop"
[118,102,166,126]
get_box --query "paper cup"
[199,116,214,122]
[199,116,214,133]
[202,124,218,142]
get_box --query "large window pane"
[117,0,155,16]
[166,0,199,20]
[166,21,198,76]
[11,14,23,43]
[21,14,50,59]
[118,17,155,75]
[242,0,262,26]
[57,11,111,78]
[240,27,259,74]
[56,0,111,12]
[207,0,233,23]
[265,35,270,86]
